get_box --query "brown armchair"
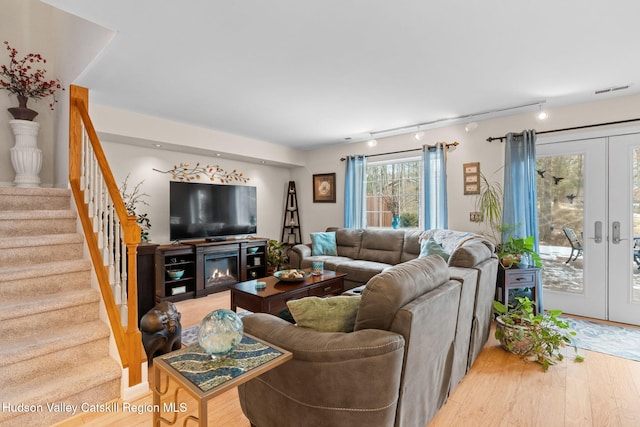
[238,256,462,427]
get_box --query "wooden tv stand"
[154,238,268,303]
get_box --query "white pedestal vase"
[9,119,42,188]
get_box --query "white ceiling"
[45,0,640,150]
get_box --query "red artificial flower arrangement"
[0,41,63,111]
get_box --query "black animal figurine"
[140,301,182,364]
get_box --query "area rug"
[561,316,640,361]
[182,325,200,347]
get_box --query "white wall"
[101,91,640,246]
[0,0,60,186]
[91,104,306,168]
[102,141,292,244]
[0,0,114,187]
[294,92,640,239]
[6,0,640,237]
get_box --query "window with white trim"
[366,157,421,228]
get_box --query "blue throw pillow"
[311,232,338,256]
[419,237,450,262]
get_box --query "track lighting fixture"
[537,104,548,120]
[367,134,377,147]
[464,122,478,132]
[352,100,546,143]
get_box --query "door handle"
[593,221,602,243]
[612,221,625,244]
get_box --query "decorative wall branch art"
[153,163,249,183]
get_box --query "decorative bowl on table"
[166,269,185,280]
[198,309,244,360]
[274,269,309,282]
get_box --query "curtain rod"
[486,118,640,142]
[340,141,458,161]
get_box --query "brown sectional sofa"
[289,227,498,388]
[239,256,463,427]
[289,227,414,290]
[238,228,499,426]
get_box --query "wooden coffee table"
[229,269,347,315]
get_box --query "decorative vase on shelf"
[197,309,243,360]
[9,119,42,187]
[7,95,38,121]
[392,215,400,229]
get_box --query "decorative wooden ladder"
[281,181,302,246]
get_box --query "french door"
[537,133,640,326]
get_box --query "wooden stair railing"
[69,85,145,386]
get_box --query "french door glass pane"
[537,154,585,294]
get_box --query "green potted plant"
[266,239,287,274]
[497,235,542,268]
[494,296,583,371]
[475,171,503,244]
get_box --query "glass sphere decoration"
[197,309,244,360]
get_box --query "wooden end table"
[229,269,346,315]
[153,333,291,426]
[496,265,541,313]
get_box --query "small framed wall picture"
[313,173,336,203]
[463,162,480,195]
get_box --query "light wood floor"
[54,291,640,427]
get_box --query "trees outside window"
[366,158,420,228]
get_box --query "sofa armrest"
[242,313,404,362]
[288,243,312,269]
[449,242,494,268]
[239,313,405,427]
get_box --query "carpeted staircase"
[0,187,121,427]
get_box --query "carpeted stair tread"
[0,260,91,302]
[0,288,99,322]
[0,259,91,282]
[0,356,121,425]
[0,187,71,197]
[0,187,71,212]
[0,233,83,249]
[0,209,76,220]
[0,233,84,267]
[0,210,77,237]
[0,187,124,427]
[0,320,110,366]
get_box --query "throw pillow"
[419,237,450,262]
[286,295,361,332]
[311,231,338,256]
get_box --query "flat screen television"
[169,181,257,241]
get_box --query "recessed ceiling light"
[414,131,425,140]
[153,144,162,148]
[367,138,377,147]
[216,153,222,157]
